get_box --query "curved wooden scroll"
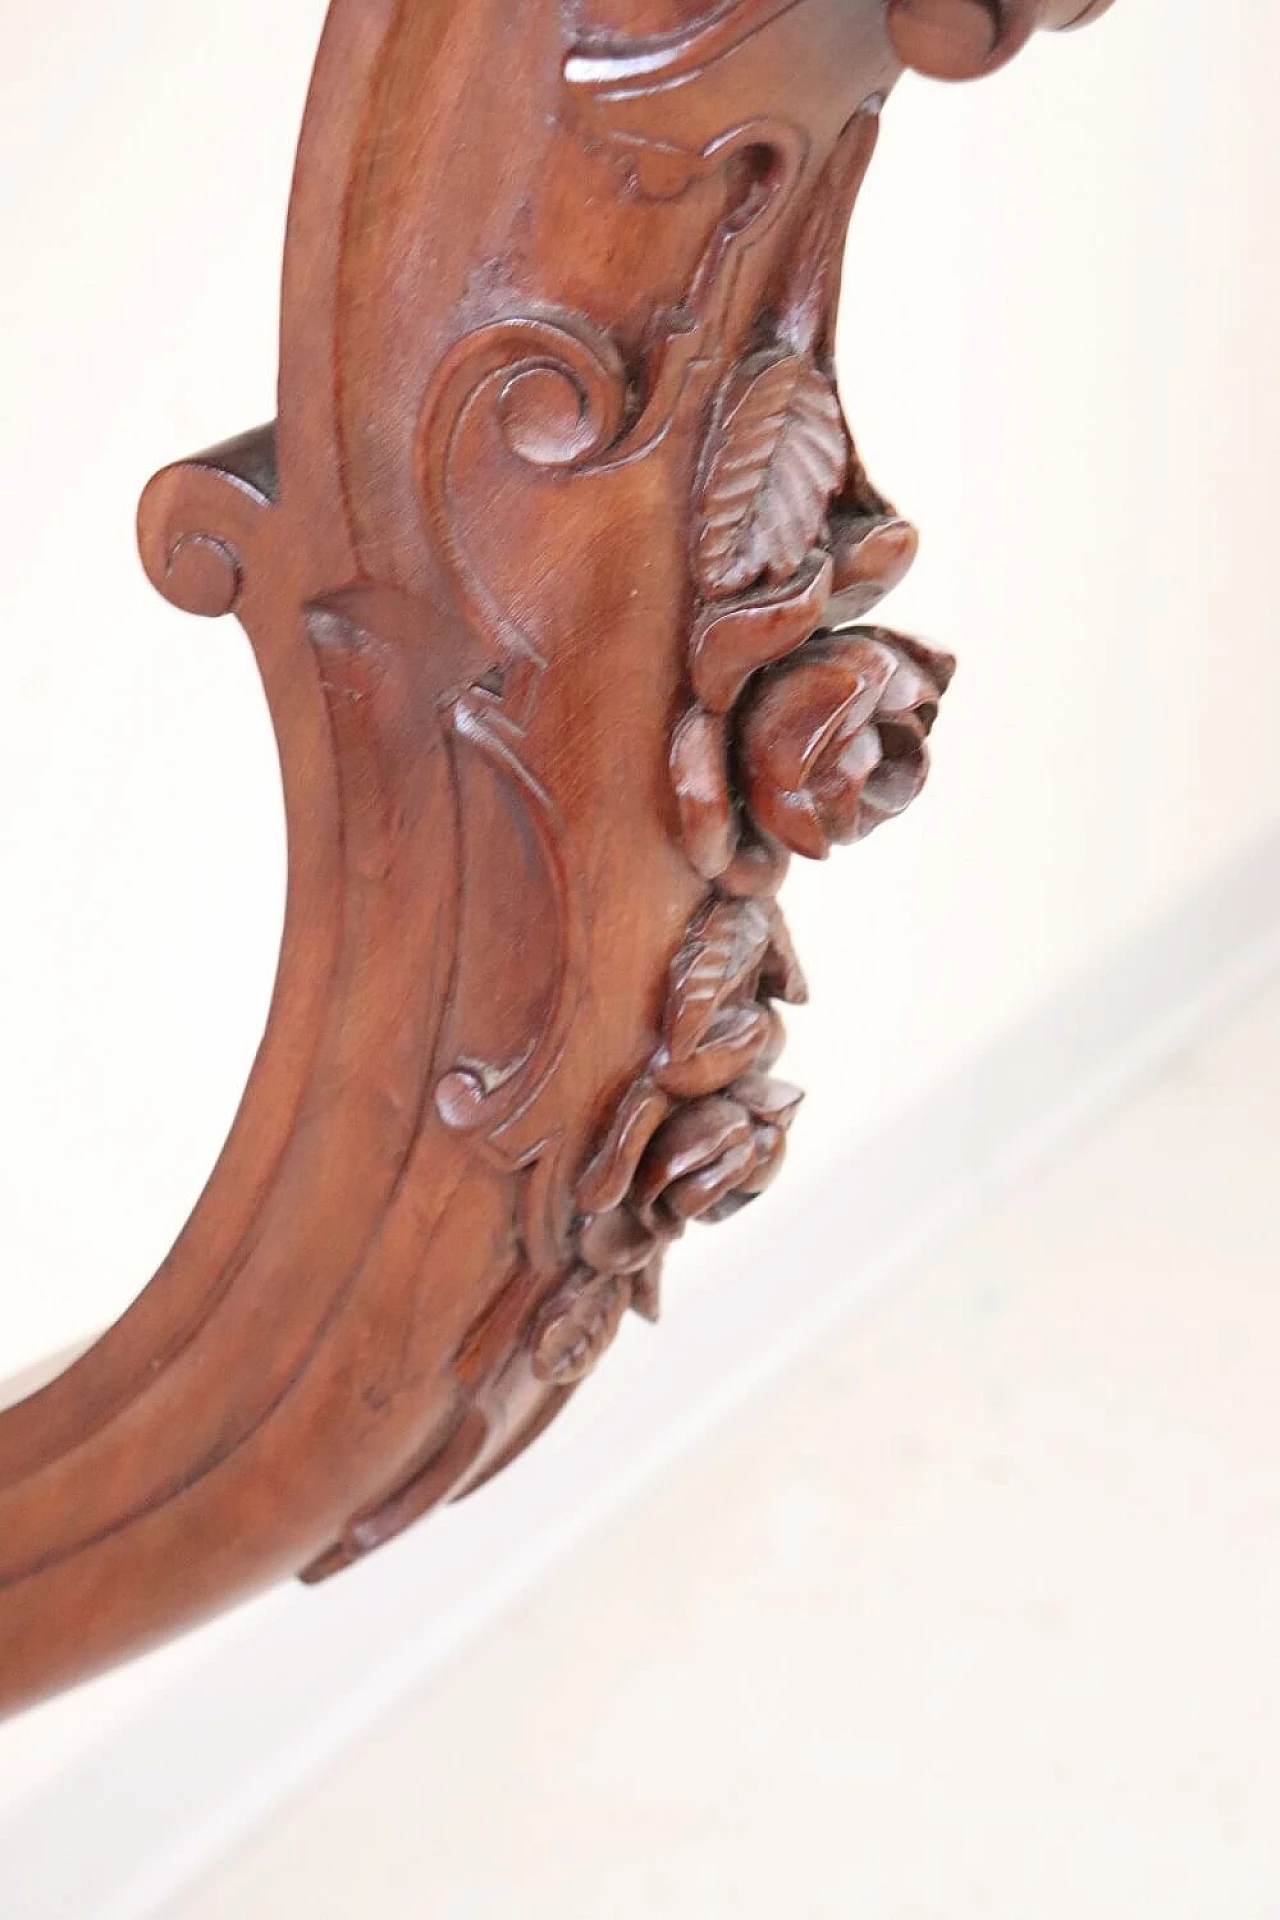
[0,0,1117,1715]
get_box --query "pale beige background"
[160,969,1280,1920]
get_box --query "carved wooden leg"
[0,0,1118,1716]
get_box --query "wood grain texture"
[0,0,1118,1715]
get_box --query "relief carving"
[0,0,1121,1711]
[546,79,961,1388]
[887,0,1116,80]
[740,627,953,855]
[558,895,808,1370]
[564,399,952,1386]
[694,351,847,597]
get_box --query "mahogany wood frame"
[0,0,1115,1717]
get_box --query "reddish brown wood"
[0,0,1118,1716]
[887,0,1115,79]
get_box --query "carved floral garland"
[531,341,954,1389]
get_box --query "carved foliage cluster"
[532,895,807,1386]
[463,42,959,1406]
[673,345,954,890]
[535,240,955,1390]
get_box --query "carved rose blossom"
[554,1075,800,1385]
[562,898,808,1372]
[671,588,948,888]
[738,628,955,860]
[631,1074,802,1230]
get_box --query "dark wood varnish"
[0,0,1117,1716]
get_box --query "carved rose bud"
[737,629,954,860]
[631,1075,803,1231]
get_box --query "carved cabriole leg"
[0,0,1117,1715]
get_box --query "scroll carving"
[564,895,807,1349]
[887,0,1116,79]
[0,0,1121,1714]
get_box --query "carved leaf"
[826,512,919,626]
[689,550,833,715]
[760,907,809,1007]
[630,1258,664,1325]
[669,706,737,879]
[578,1208,664,1277]
[577,1078,672,1216]
[655,1004,773,1099]
[695,352,847,598]
[664,898,772,1063]
[532,1271,632,1388]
